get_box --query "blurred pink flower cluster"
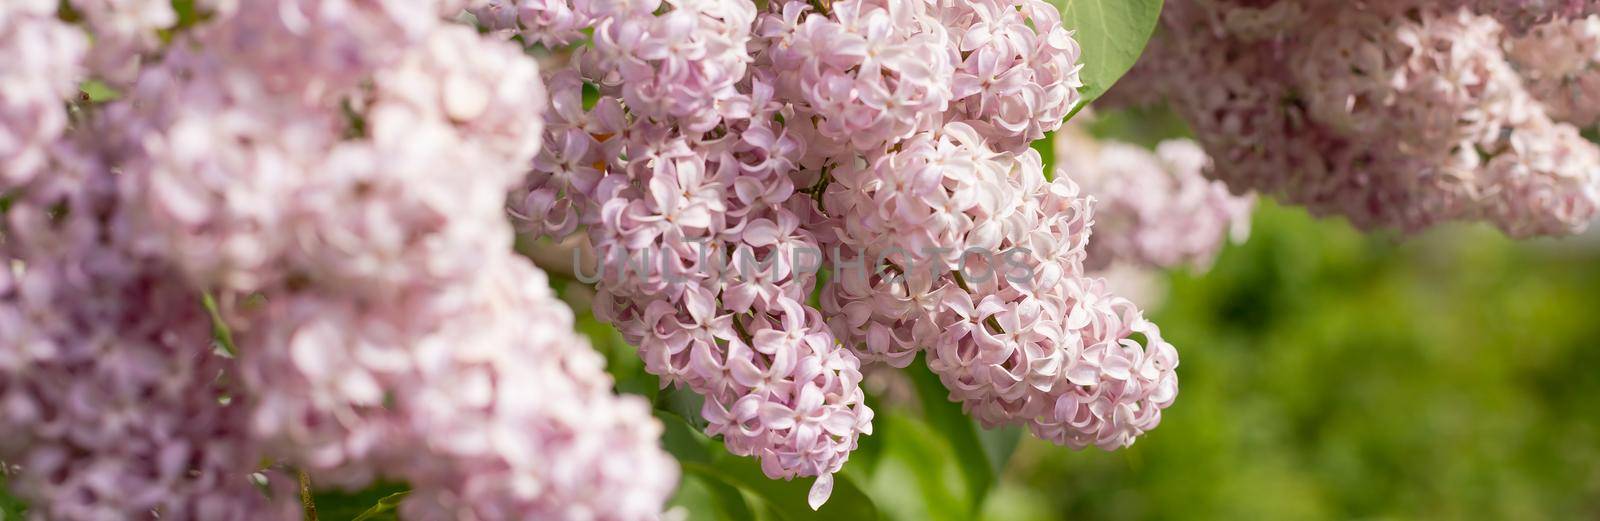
[1462,0,1600,33]
[0,0,85,188]
[1,1,676,519]
[1108,0,1600,238]
[1055,129,1255,273]
[504,0,1181,505]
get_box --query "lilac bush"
[4,0,1592,518]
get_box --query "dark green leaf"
[310,482,408,521]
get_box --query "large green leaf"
[1052,0,1164,115]
[672,471,757,521]
[858,412,973,521]
[657,412,880,521]
[905,362,992,513]
[976,426,1023,479]
[310,482,409,521]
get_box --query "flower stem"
[299,470,317,521]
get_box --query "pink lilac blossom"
[65,0,175,84]
[824,121,1032,269]
[471,0,600,46]
[568,73,875,505]
[1462,0,1600,33]
[591,0,757,133]
[502,4,884,505]
[2,0,681,518]
[0,155,301,520]
[754,0,956,154]
[940,0,1084,151]
[1106,0,1600,237]
[104,22,542,297]
[0,0,87,188]
[822,148,1180,450]
[0,0,1183,512]
[1506,15,1600,126]
[1055,130,1255,272]
[185,0,468,103]
[504,0,1174,505]
[236,257,678,521]
[0,257,302,520]
[510,69,620,240]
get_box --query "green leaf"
[78,81,120,103]
[656,412,880,521]
[656,387,709,431]
[905,360,998,515]
[976,426,1023,479]
[349,492,408,521]
[1051,0,1164,112]
[201,292,238,357]
[658,411,759,521]
[0,474,28,520]
[858,413,970,521]
[671,471,747,521]
[157,0,208,43]
[574,313,660,402]
[310,482,408,521]
[171,0,200,27]
[1032,132,1057,181]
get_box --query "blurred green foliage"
[983,203,1600,520]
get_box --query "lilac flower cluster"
[822,152,1179,450]
[68,0,176,85]
[0,206,302,520]
[1462,0,1600,33]
[1055,127,1255,272]
[0,0,85,188]
[1507,15,1600,126]
[1,1,677,519]
[1107,0,1600,237]
[473,0,599,46]
[518,20,875,505]
[506,0,1177,507]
